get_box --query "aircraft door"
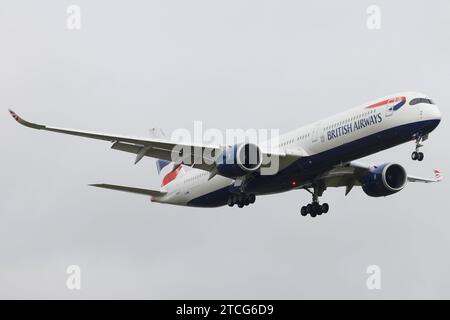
[416,103,424,120]
[385,97,403,117]
[385,98,395,117]
[312,123,323,143]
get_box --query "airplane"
[8,91,442,217]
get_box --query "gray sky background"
[1,0,450,299]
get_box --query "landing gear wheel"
[230,193,256,208]
[417,152,424,161]
[301,186,330,217]
[411,151,418,160]
[312,202,320,215]
[300,206,307,216]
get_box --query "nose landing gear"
[411,151,424,161]
[411,135,427,161]
[300,185,329,217]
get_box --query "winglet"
[8,109,46,129]
[8,109,19,121]
[434,169,443,181]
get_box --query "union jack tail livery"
[434,169,443,181]
[156,160,184,188]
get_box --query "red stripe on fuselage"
[366,99,390,109]
[161,166,182,187]
[365,96,406,109]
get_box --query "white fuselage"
[152,92,441,207]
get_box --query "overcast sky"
[1,0,450,299]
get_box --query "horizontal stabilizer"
[89,183,166,197]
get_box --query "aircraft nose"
[421,104,441,134]
[429,104,442,121]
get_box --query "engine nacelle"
[215,143,263,178]
[361,163,407,197]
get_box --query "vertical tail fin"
[156,160,184,187]
[156,160,171,175]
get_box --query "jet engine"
[361,163,407,197]
[215,143,263,178]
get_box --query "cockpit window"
[409,98,434,105]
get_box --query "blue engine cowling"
[215,143,263,178]
[361,163,407,197]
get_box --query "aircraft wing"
[9,109,303,175]
[407,169,443,183]
[8,109,219,171]
[307,161,442,195]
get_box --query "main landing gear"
[411,135,426,161]
[300,185,329,217]
[228,193,256,208]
